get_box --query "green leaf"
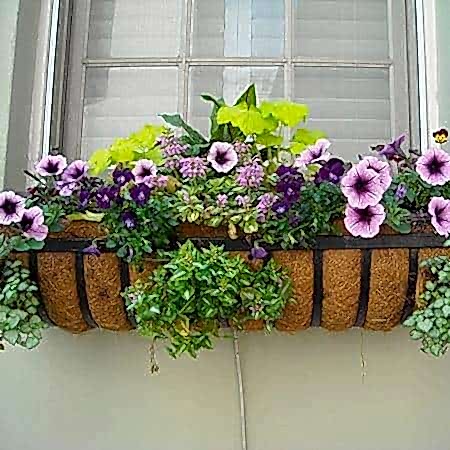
[160,114,207,144]
[255,133,283,147]
[4,329,19,345]
[289,142,308,155]
[292,128,327,146]
[67,211,105,223]
[88,148,111,176]
[260,101,309,127]
[234,84,257,107]
[417,319,433,333]
[26,239,46,250]
[25,336,39,349]
[10,237,30,252]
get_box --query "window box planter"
[22,221,448,334]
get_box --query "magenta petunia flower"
[62,160,89,183]
[35,155,67,177]
[416,148,450,186]
[340,166,384,209]
[358,156,392,191]
[132,159,157,185]
[428,197,450,236]
[344,203,386,238]
[19,206,48,241]
[295,138,331,166]
[378,134,407,160]
[207,142,238,173]
[0,191,25,225]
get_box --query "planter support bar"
[401,248,420,321]
[119,260,136,328]
[355,250,372,327]
[75,253,98,328]
[311,250,324,327]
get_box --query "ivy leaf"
[292,128,327,146]
[10,237,30,252]
[260,101,309,127]
[160,114,207,144]
[88,148,111,176]
[3,330,19,345]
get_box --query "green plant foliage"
[160,114,208,145]
[89,124,165,175]
[290,128,327,154]
[260,101,309,128]
[0,259,47,350]
[404,256,450,357]
[382,190,412,234]
[124,241,291,359]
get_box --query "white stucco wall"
[1,328,449,450]
[0,0,20,188]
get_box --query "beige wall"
[1,328,449,450]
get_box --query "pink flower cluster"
[341,157,392,238]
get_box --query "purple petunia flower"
[55,181,78,197]
[62,160,89,183]
[96,186,119,209]
[130,184,151,206]
[216,194,229,208]
[276,165,298,178]
[295,139,331,167]
[113,168,134,187]
[0,191,25,225]
[395,183,407,200]
[207,142,238,173]
[272,200,290,216]
[132,159,157,185]
[78,190,91,209]
[340,166,384,209]
[35,155,67,177]
[250,246,269,260]
[428,197,450,236]
[179,157,207,178]
[236,195,250,207]
[315,158,346,184]
[344,203,386,238]
[416,148,450,186]
[122,210,138,230]
[19,206,48,241]
[378,134,407,160]
[236,160,264,188]
[358,156,392,191]
[83,244,101,257]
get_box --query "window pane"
[82,67,178,157]
[436,0,450,127]
[294,0,389,61]
[294,67,390,159]
[188,66,284,135]
[87,0,182,58]
[191,0,284,57]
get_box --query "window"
[61,0,417,162]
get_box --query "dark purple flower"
[315,158,346,184]
[0,191,25,225]
[130,184,151,206]
[377,134,407,160]
[19,206,48,241]
[250,246,269,260]
[207,142,238,173]
[55,180,78,197]
[416,148,450,186]
[395,183,407,200]
[113,168,134,187]
[83,244,101,257]
[132,159,157,185]
[122,211,138,230]
[276,165,298,177]
[289,216,301,227]
[340,166,384,209]
[96,186,119,209]
[78,190,91,209]
[35,155,67,177]
[428,197,450,236]
[62,160,89,183]
[344,204,386,238]
[272,200,290,216]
